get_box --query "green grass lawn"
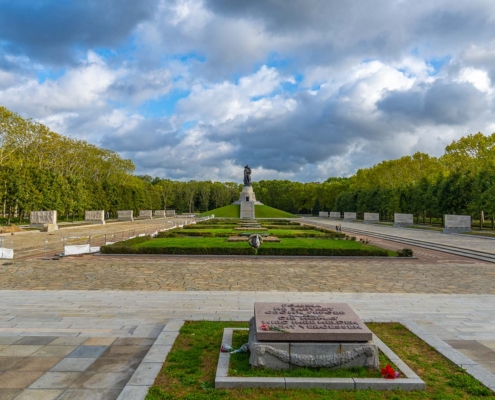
[200,205,240,218]
[146,321,493,400]
[255,205,295,218]
[137,237,369,249]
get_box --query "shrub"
[101,245,256,255]
[257,248,389,257]
[397,248,414,257]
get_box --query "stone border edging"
[215,328,425,391]
[116,319,185,400]
[94,254,417,260]
[401,320,495,392]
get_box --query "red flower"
[260,323,269,331]
[381,364,399,379]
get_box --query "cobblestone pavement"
[306,217,495,254]
[1,251,493,293]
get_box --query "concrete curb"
[215,328,426,390]
[116,319,184,400]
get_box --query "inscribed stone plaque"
[364,213,379,222]
[445,215,471,230]
[85,210,104,221]
[394,213,413,224]
[319,211,329,218]
[329,212,341,219]
[139,210,153,218]
[154,210,166,217]
[343,212,356,220]
[118,210,133,220]
[30,211,57,224]
[255,303,372,342]
[166,210,176,217]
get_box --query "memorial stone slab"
[30,211,58,231]
[254,302,372,342]
[318,211,329,218]
[118,210,134,222]
[166,210,176,217]
[85,210,105,225]
[329,212,341,220]
[343,212,357,221]
[154,210,166,218]
[444,215,472,233]
[394,213,413,227]
[364,213,379,224]
[139,210,153,219]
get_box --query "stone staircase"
[240,201,255,219]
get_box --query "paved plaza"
[1,218,495,398]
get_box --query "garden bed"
[146,321,492,400]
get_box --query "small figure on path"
[244,165,252,186]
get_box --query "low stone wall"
[319,211,329,218]
[118,210,134,222]
[329,212,341,220]
[364,213,379,224]
[166,210,176,217]
[85,210,105,225]
[343,212,357,221]
[30,211,58,231]
[394,213,413,227]
[444,215,471,233]
[154,210,166,218]
[139,210,153,219]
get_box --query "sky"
[0,0,494,182]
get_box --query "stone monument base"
[248,318,379,371]
[30,223,58,232]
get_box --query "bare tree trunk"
[7,206,11,225]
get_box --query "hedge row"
[157,231,232,238]
[100,235,151,254]
[256,247,390,256]
[183,225,236,229]
[100,246,256,255]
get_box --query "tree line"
[0,107,239,223]
[253,133,495,227]
[2,105,494,225]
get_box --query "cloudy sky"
[1,0,494,182]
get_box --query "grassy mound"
[255,205,295,218]
[200,205,240,218]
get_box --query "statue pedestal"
[233,186,263,219]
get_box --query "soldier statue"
[243,165,252,186]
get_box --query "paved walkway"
[2,218,495,397]
[306,217,495,254]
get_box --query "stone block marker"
[84,210,105,225]
[30,210,58,232]
[154,210,166,218]
[329,211,341,220]
[118,210,134,222]
[319,211,329,218]
[444,215,472,233]
[394,213,413,227]
[343,212,357,222]
[364,213,379,223]
[139,210,153,219]
[165,210,176,217]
